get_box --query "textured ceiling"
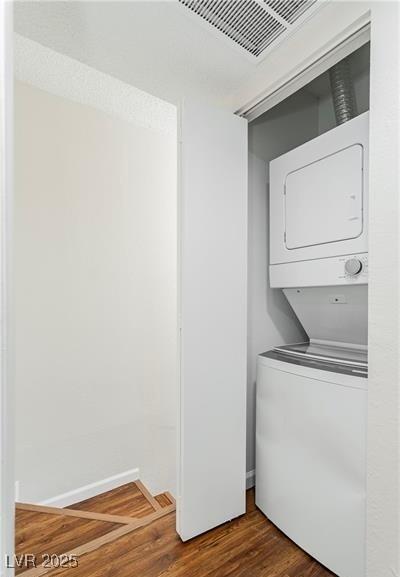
[14,2,368,111]
[14,1,255,107]
[14,34,177,135]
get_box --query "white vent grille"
[179,0,320,60]
[265,0,317,24]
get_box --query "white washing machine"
[256,343,367,577]
[256,281,368,577]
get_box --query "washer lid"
[274,341,367,369]
[260,347,368,378]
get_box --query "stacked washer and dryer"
[256,112,369,577]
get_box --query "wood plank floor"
[14,510,120,575]
[155,493,173,508]
[16,484,335,577]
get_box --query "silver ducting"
[329,59,357,125]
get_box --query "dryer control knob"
[345,258,363,276]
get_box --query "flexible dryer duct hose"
[329,58,357,125]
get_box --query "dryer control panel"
[270,253,368,288]
[345,258,363,276]
[344,256,368,277]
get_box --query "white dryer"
[269,112,369,288]
[256,343,367,577]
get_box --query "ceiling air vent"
[179,0,320,60]
[265,0,317,24]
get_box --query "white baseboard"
[246,469,255,489]
[39,467,140,508]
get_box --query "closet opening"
[248,41,370,577]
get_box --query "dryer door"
[285,144,364,250]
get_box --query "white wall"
[14,80,177,502]
[367,3,400,575]
[246,91,318,474]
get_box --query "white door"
[177,100,247,541]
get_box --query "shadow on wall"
[265,184,308,343]
[248,91,320,164]
[246,151,308,474]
